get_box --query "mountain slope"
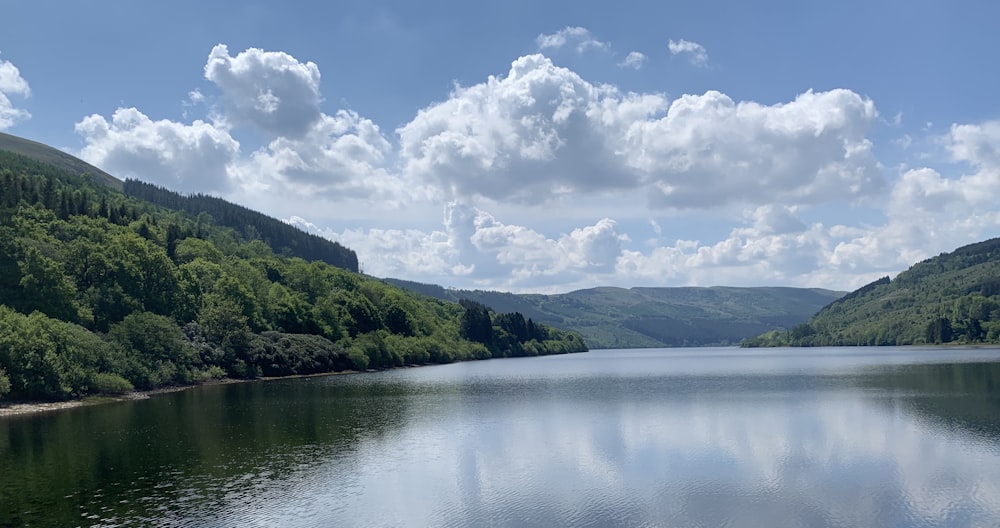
[384,279,845,348]
[743,238,1000,346]
[0,132,122,191]
[0,132,358,272]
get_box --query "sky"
[2,0,999,294]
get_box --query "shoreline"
[0,370,360,419]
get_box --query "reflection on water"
[2,347,1000,527]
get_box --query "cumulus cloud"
[536,27,610,53]
[76,44,406,207]
[628,89,883,208]
[236,109,400,201]
[668,39,709,67]
[204,44,323,138]
[828,121,1000,277]
[398,54,655,203]
[300,203,629,291]
[399,54,882,209]
[75,107,239,193]
[947,120,1000,169]
[619,51,647,70]
[0,52,31,130]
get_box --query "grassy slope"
[383,278,845,348]
[0,132,122,191]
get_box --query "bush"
[0,367,11,400]
[89,372,134,394]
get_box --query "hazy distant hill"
[0,132,122,191]
[383,278,845,348]
[743,238,1000,347]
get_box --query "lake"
[2,346,1000,527]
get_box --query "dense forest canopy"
[743,239,1000,347]
[0,148,585,402]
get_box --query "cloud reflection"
[198,351,1000,527]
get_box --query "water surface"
[2,347,1000,527]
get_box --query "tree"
[459,299,493,345]
[199,295,255,378]
[17,246,81,322]
[925,317,954,344]
[109,312,199,388]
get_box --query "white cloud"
[668,39,709,67]
[947,120,1000,169]
[619,51,647,70]
[75,107,240,193]
[399,54,882,209]
[298,203,630,291]
[536,27,610,53]
[739,205,807,236]
[827,121,1000,277]
[204,44,323,138]
[628,89,883,208]
[0,52,31,130]
[397,54,655,204]
[235,109,401,201]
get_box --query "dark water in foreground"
[2,347,1000,527]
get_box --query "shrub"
[89,372,134,394]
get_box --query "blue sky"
[2,0,999,293]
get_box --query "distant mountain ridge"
[383,278,845,348]
[743,237,1000,346]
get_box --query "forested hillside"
[743,238,1000,347]
[385,278,844,348]
[0,148,585,403]
[0,132,122,191]
[124,180,358,272]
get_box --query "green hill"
[743,238,1000,346]
[0,132,122,191]
[0,132,358,272]
[384,278,844,348]
[0,146,585,403]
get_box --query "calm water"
[3,347,1000,527]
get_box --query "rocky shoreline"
[0,387,181,418]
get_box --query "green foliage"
[459,298,588,358]
[744,238,1000,347]
[89,372,134,394]
[108,312,198,389]
[0,306,115,400]
[123,179,358,271]
[0,147,587,403]
[0,367,11,400]
[248,332,352,376]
